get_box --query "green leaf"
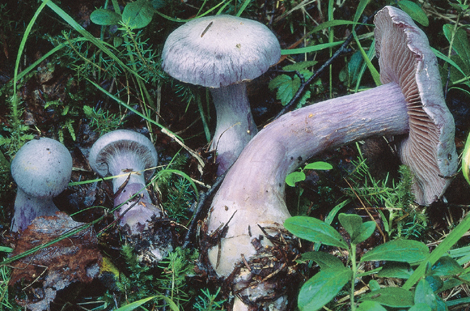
[368,280,380,291]
[409,303,432,311]
[300,251,345,270]
[298,268,352,311]
[403,213,470,290]
[285,171,306,187]
[339,213,363,238]
[90,9,122,25]
[443,24,470,72]
[282,40,345,55]
[360,239,428,264]
[425,275,443,292]
[0,246,13,253]
[429,256,464,277]
[357,301,387,311]
[304,161,333,171]
[414,279,438,309]
[353,0,371,23]
[352,221,376,244]
[347,51,364,85]
[150,0,167,9]
[397,0,429,26]
[284,216,348,248]
[360,287,414,308]
[122,0,155,29]
[433,47,467,77]
[378,262,413,279]
[268,74,299,106]
[283,60,318,71]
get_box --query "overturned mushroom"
[89,129,171,262]
[205,6,458,310]
[162,15,281,175]
[11,137,72,232]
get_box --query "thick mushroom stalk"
[210,83,257,172]
[208,84,409,309]
[162,15,281,175]
[205,6,458,310]
[89,130,161,234]
[89,130,172,263]
[11,138,72,232]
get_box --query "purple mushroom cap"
[11,138,72,232]
[88,129,160,234]
[162,15,281,174]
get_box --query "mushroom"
[162,15,281,174]
[11,138,72,232]
[88,129,161,234]
[205,6,458,310]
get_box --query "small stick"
[273,14,374,120]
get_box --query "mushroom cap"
[161,15,281,88]
[374,6,458,205]
[11,138,72,198]
[88,129,158,180]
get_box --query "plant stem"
[350,243,357,311]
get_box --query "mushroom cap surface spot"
[88,129,158,181]
[374,6,458,205]
[162,15,281,88]
[11,138,72,198]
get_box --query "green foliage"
[397,1,429,26]
[161,176,196,222]
[158,247,199,308]
[438,0,470,96]
[285,213,470,311]
[192,288,225,311]
[269,61,317,107]
[116,244,154,293]
[286,161,332,187]
[346,144,422,239]
[83,105,123,135]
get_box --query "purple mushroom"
[11,138,72,232]
[162,15,281,175]
[88,129,161,234]
[205,6,458,310]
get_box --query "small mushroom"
[88,129,160,234]
[11,138,72,232]
[162,15,281,174]
[205,6,458,310]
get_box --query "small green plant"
[83,105,123,135]
[268,61,317,108]
[346,144,423,239]
[192,288,225,311]
[439,0,470,95]
[285,161,333,187]
[284,213,470,310]
[285,161,333,215]
[158,247,199,309]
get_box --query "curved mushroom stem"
[107,153,162,234]
[207,82,409,309]
[11,189,59,232]
[210,83,258,175]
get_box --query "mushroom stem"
[106,154,161,233]
[207,82,409,309]
[12,189,59,232]
[210,83,257,174]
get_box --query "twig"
[273,14,374,120]
[182,170,227,249]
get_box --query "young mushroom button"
[88,130,161,235]
[11,138,73,232]
[162,15,281,175]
